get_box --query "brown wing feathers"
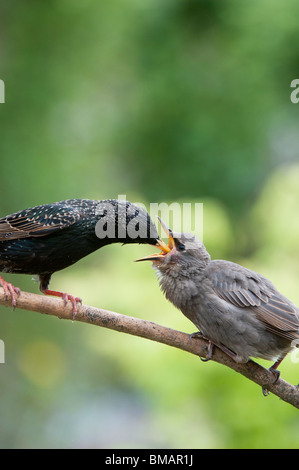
[212,271,299,341]
[0,203,82,240]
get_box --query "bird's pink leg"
[0,275,21,309]
[42,289,82,319]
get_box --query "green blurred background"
[1,0,299,449]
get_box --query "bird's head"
[95,200,163,246]
[135,218,211,274]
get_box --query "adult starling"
[136,219,299,382]
[0,198,165,315]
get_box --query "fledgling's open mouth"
[135,217,174,262]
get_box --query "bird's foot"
[190,331,239,363]
[268,366,281,384]
[201,340,214,362]
[43,289,82,320]
[189,331,207,341]
[61,292,82,320]
[0,275,21,310]
[189,331,213,361]
[262,358,284,396]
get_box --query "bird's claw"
[262,366,281,396]
[189,331,207,341]
[43,288,82,321]
[189,331,215,362]
[262,387,270,397]
[269,367,280,384]
[190,331,241,364]
[61,293,82,320]
[201,341,214,362]
[0,276,21,310]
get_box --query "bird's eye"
[177,244,186,252]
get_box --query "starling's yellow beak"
[135,217,175,262]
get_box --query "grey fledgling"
[136,219,299,383]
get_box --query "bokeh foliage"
[0,0,299,448]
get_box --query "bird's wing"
[0,202,82,240]
[208,261,299,341]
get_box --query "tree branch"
[0,287,298,409]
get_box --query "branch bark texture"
[0,287,298,409]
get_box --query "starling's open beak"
[135,217,175,262]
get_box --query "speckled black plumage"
[0,198,159,310]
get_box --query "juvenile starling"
[0,198,165,315]
[136,219,299,382]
